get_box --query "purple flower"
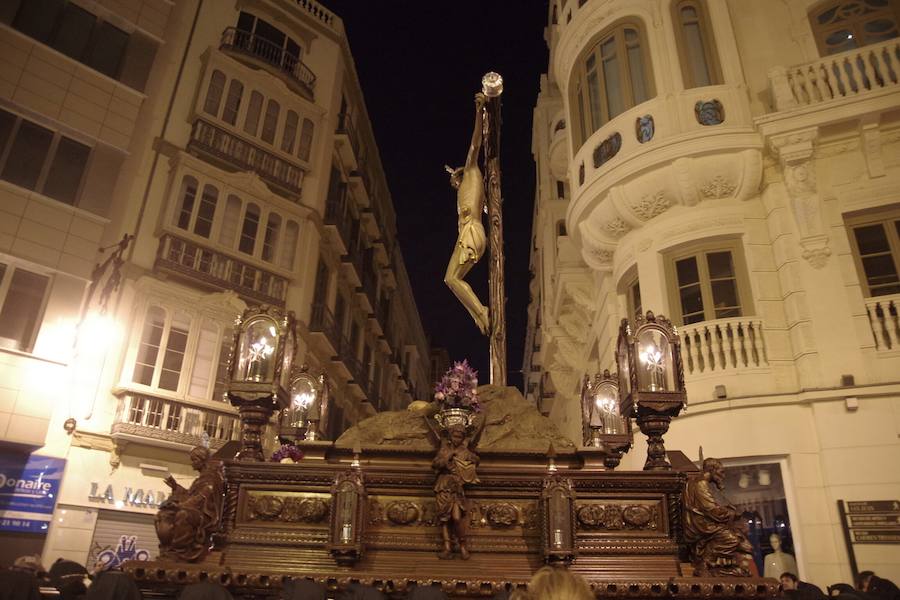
[433,359,480,412]
[271,444,304,462]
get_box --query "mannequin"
[763,533,798,578]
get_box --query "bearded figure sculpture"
[684,458,754,576]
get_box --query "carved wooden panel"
[242,492,331,525]
[574,501,661,532]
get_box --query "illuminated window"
[810,0,900,55]
[570,21,655,148]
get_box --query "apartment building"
[0,0,430,567]
[526,0,900,586]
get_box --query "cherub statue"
[155,446,224,562]
[444,92,490,335]
[428,415,484,559]
[684,458,754,576]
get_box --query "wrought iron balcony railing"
[309,303,341,351]
[188,118,304,197]
[156,233,288,306]
[324,184,353,251]
[220,27,315,99]
[112,391,239,450]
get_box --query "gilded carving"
[575,503,659,531]
[246,494,329,523]
[386,500,421,525]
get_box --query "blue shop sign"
[0,453,65,533]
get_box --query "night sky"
[321,1,550,390]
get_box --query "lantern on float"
[226,306,296,461]
[580,369,632,469]
[328,449,366,566]
[615,311,685,471]
[280,365,330,442]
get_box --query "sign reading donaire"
[0,453,66,533]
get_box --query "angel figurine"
[428,413,484,559]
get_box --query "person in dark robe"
[155,446,224,562]
[85,571,141,600]
[781,572,826,600]
[859,572,900,600]
[683,458,754,576]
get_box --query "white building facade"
[0,0,430,568]
[526,0,900,586]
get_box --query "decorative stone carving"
[593,132,622,168]
[246,494,329,523]
[630,191,670,221]
[575,503,659,530]
[604,217,631,238]
[700,175,736,199]
[636,115,654,143]
[695,100,724,125]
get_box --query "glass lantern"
[615,311,686,471]
[279,366,319,443]
[580,370,632,469]
[328,469,366,566]
[236,316,279,383]
[540,476,576,565]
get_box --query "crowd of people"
[1,555,897,600]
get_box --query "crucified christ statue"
[444,92,490,336]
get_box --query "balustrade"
[156,233,288,306]
[769,39,900,111]
[864,293,900,351]
[112,392,239,449]
[188,119,304,196]
[679,317,768,376]
[220,28,315,98]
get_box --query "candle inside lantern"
[639,343,666,391]
[245,336,275,382]
[341,523,352,543]
[553,528,563,548]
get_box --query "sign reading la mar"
[0,452,66,533]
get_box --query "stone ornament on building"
[593,132,622,168]
[695,100,725,126]
[700,175,737,199]
[604,217,632,238]
[636,115,654,143]
[630,191,671,221]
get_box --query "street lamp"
[616,311,685,471]
[580,370,632,469]
[226,306,296,461]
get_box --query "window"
[188,321,232,401]
[666,242,753,325]
[238,203,260,255]
[557,220,567,236]
[312,259,330,304]
[195,185,218,238]
[810,0,900,55]
[262,213,281,263]
[570,21,655,148]
[556,180,566,199]
[0,262,51,352]
[204,71,226,116]
[846,209,900,296]
[628,278,642,321]
[222,80,244,125]
[132,307,190,391]
[0,109,91,206]
[12,0,133,82]
[175,176,198,231]
[261,100,280,144]
[219,195,242,248]
[243,91,263,135]
[673,0,722,88]
[298,118,314,161]
[280,221,299,271]
[174,178,218,239]
[281,110,298,154]
[235,12,303,74]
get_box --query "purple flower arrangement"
[271,443,304,463]
[433,359,481,412]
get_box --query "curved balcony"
[220,27,316,101]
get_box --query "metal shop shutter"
[87,510,158,569]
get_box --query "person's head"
[510,567,593,600]
[781,573,799,591]
[11,554,46,577]
[445,165,464,190]
[829,584,857,597]
[770,533,782,551]
[702,458,726,489]
[189,446,211,470]
[857,571,874,592]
